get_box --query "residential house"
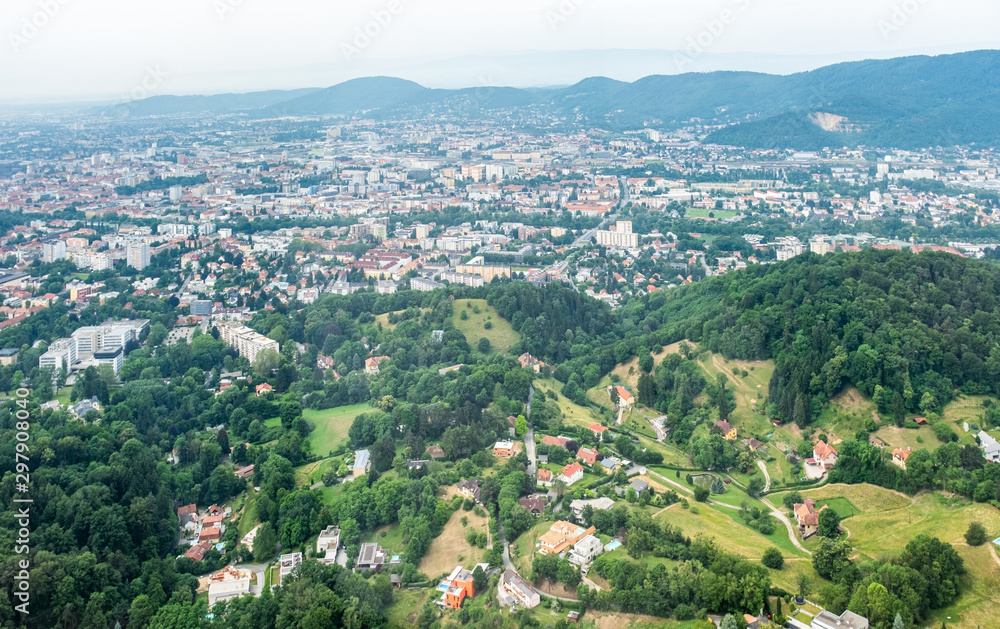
[364,356,390,375]
[437,565,480,609]
[630,479,649,494]
[352,450,371,478]
[587,424,610,440]
[316,525,340,564]
[537,469,553,487]
[355,543,388,572]
[614,385,634,408]
[537,521,597,555]
[519,496,547,515]
[811,441,838,471]
[741,437,765,453]
[493,440,517,459]
[892,447,913,470]
[793,499,829,539]
[576,447,599,466]
[208,577,250,607]
[426,445,445,459]
[518,353,546,373]
[542,435,570,447]
[184,541,212,561]
[714,420,737,440]
[498,568,540,609]
[569,534,604,566]
[457,479,482,503]
[811,610,870,629]
[600,458,621,474]
[177,504,198,533]
[199,526,222,542]
[255,382,273,397]
[234,464,254,479]
[569,497,616,521]
[978,431,1000,462]
[558,462,584,487]
[279,552,302,582]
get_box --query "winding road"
[757,461,811,555]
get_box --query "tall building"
[596,221,639,248]
[127,243,151,270]
[42,240,67,263]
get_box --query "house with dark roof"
[518,495,547,515]
[457,479,482,503]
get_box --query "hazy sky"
[2,0,998,103]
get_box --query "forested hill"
[621,249,1000,426]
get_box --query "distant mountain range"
[102,50,1000,150]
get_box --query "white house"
[558,462,584,487]
[208,577,250,607]
[979,431,1000,462]
[569,535,604,566]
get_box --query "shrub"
[693,486,710,502]
[762,547,785,569]
[965,522,988,547]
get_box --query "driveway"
[757,461,811,555]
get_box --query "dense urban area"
[0,91,999,629]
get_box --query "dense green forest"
[617,249,1000,426]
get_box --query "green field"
[534,377,604,428]
[452,299,519,354]
[685,209,740,220]
[304,403,370,457]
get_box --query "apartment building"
[218,322,280,363]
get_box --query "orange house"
[439,565,479,609]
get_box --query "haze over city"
[2,0,1000,102]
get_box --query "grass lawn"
[657,502,804,560]
[695,350,775,438]
[452,299,519,354]
[362,523,407,558]
[418,507,489,581]
[770,483,907,514]
[686,208,739,220]
[55,386,72,406]
[872,424,938,453]
[534,378,604,428]
[304,403,370,457]
[812,386,878,443]
[926,543,1000,629]
[264,416,281,428]
[294,457,339,488]
[768,558,824,597]
[386,589,427,629]
[812,497,860,520]
[237,490,259,537]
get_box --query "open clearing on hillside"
[452,299,519,353]
[419,506,489,580]
[534,377,603,427]
[305,403,370,457]
[656,502,803,560]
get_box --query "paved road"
[524,427,537,477]
[233,563,268,595]
[757,461,811,555]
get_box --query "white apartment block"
[42,240,68,263]
[596,221,639,248]
[127,242,151,270]
[440,272,485,287]
[219,322,280,363]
